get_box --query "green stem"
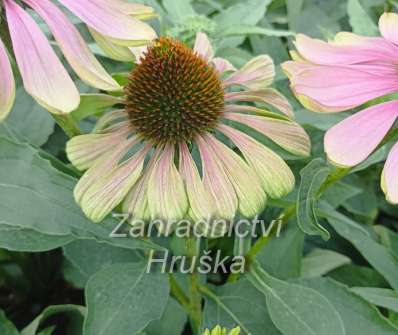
[169,273,190,311]
[227,206,295,283]
[52,114,82,138]
[186,235,202,335]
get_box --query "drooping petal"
[223,55,275,90]
[325,101,398,167]
[294,33,398,65]
[98,0,156,19]
[66,124,130,170]
[379,12,398,46]
[224,113,311,156]
[58,0,157,46]
[123,151,159,222]
[194,32,214,62]
[89,28,136,62]
[179,142,215,222]
[225,89,294,118]
[196,135,238,220]
[382,141,398,204]
[5,0,79,114]
[0,37,15,121]
[24,0,120,92]
[218,124,295,199]
[204,134,267,218]
[79,144,149,223]
[147,144,189,221]
[74,136,138,204]
[212,57,236,74]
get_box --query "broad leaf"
[0,309,20,335]
[249,264,345,335]
[351,287,398,313]
[84,262,169,335]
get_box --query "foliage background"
[1,0,398,334]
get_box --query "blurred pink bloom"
[0,0,157,119]
[282,12,398,204]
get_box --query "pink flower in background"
[282,12,398,204]
[0,0,157,120]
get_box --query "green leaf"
[347,0,378,36]
[297,278,398,335]
[0,309,20,335]
[0,223,74,252]
[301,248,351,278]
[84,262,169,335]
[71,94,123,122]
[319,204,398,290]
[297,159,332,240]
[214,0,272,48]
[375,226,398,258]
[218,25,294,38]
[0,88,54,147]
[351,287,398,313]
[249,265,345,335]
[202,279,281,335]
[286,0,304,30]
[162,0,196,23]
[21,305,85,335]
[0,138,159,251]
[145,299,187,335]
[257,223,304,280]
[63,239,143,287]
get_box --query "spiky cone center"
[124,37,225,144]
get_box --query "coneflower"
[67,33,310,231]
[0,0,156,119]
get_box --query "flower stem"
[52,114,82,138]
[169,273,190,310]
[185,235,202,335]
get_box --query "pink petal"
[194,32,214,61]
[0,37,15,121]
[212,57,236,74]
[382,141,398,203]
[58,0,157,46]
[325,101,398,167]
[223,55,275,90]
[379,13,398,45]
[5,0,79,114]
[204,134,267,218]
[287,64,398,111]
[295,33,398,65]
[179,142,215,221]
[24,0,120,92]
[224,113,311,156]
[225,90,294,118]
[147,144,188,222]
[196,135,238,220]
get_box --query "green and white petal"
[147,144,189,221]
[179,142,215,222]
[225,89,294,119]
[224,112,311,157]
[196,135,238,221]
[223,55,275,90]
[90,28,136,62]
[0,37,15,121]
[74,137,137,203]
[204,134,267,218]
[79,144,149,223]
[66,125,130,170]
[123,150,159,222]
[218,124,295,198]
